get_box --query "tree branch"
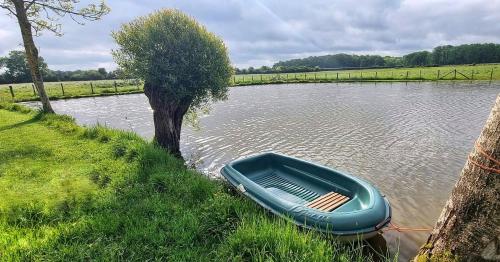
[0,3,18,17]
[32,1,107,21]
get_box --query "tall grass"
[0,104,394,261]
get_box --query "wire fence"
[231,68,496,85]
[0,79,142,102]
[1,67,497,102]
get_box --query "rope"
[382,222,432,233]
[475,143,500,166]
[382,143,499,234]
[468,156,500,174]
[468,143,500,174]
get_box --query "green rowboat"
[221,152,391,239]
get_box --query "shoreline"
[5,78,497,103]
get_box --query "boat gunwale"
[227,152,378,214]
[221,152,392,235]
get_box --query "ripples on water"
[25,81,499,261]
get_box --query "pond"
[25,81,500,260]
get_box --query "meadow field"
[232,63,500,84]
[1,63,498,102]
[0,79,142,102]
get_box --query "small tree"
[0,0,109,112]
[113,9,232,157]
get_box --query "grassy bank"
[0,79,142,102]
[233,63,500,85]
[0,103,391,261]
[1,63,498,103]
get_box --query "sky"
[1,0,500,70]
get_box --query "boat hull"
[221,152,391,239]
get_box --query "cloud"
[0,0,499,70]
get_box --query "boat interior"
[231,153,372,212]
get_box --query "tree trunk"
[12,0,54,113]
[416,95,500,261]
[144,81,190,158]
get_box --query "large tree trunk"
[144,81,190,158]
[416,95,500,261]
[12,0,54,113]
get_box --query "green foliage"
[0,50,49,84]
[0,50,124,84]
[112,9,233,108]
[0,108,391,261]
[432,43,500,65]
[271,43,500,69]
[404,51,432,66]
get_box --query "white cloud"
[0,0,499,70]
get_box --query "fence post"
[314,73,317,80]
[454,69,457,80]
[406,71,409,79]
[391,71,394,79]
[437,70,440,80]
[360,72,363,79]
[348,73,351,79]
[251,75,254,82]
[60,83,65,95]
[286,74,289,80]
[260,75,263,82]
[491,69,494,80]
[90,82,94,94]
[114,81,118,92]
[9,85,14,98]
[419,70,422,79]
[32,84,36,96]
[324,73,327,80]
[336,72,339,80]
[471,70,474,80]
[375,71,377,79]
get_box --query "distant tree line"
[234,65,321,75]
[235,43,500,74]
[0,50,123,84]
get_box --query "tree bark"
[416,95,500,261]
[144,81,191,158]
[12,0,54,113]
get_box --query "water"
[24,81,499,260]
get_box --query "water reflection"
[24,81,500,261]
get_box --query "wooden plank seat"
[306,192,350,212]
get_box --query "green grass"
[232,63,500,85]
[0,79,143,102]
[0,103,394,261]
[1,64,498,103]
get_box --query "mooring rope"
[384,143,499,234]
[382,222,432,233]
[468,142,500,174]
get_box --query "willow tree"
[112,9,232,157]
[0,0,109,112]
[416,95,500,261]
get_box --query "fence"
[231,68,496,85]
[1,80,143,101]
[1,68,497,102]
